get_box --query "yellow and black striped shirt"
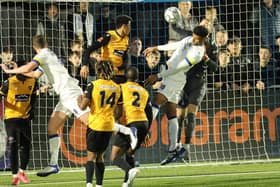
[86,79,121,131]
[0,75,37,119]
[120,81,149,124]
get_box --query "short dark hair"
[193,26,209,38]
[1,47,13,54]
[69,51,81,58]
[115,15,133,29]
[125,66,139,81]
[260,46,272,54]
[217,48,230,56]
[47,3,58,10]
[130,36,142,44]
[70,38,82,47]
[33,35,48,49]
[228,36,241,44]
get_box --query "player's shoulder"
[180,36,192,48]
[182,36,192,43]
[35,48,55,59]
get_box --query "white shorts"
[157,78,186,104]
[54,81,90,118]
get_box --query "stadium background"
[0,0,279,171]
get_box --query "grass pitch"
[1,161,280,187]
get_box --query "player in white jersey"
[143,26,209,165]
[0,35,138,177]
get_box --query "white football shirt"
[32,48,77,94]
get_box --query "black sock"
[85,161,94,183]
[177,116,184,143]
[185,113,195,144]
[9,138,19,174]
[125,154,135,168]
[113,157,131,182]
[113,157,131,172]
[95,162,105,185]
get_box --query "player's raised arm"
[143,39,184,56]
[0,61,38,74]
[23,66,44,79]
[77,83,92,110]
[80,34,111,79]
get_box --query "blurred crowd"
[0,0,280,95]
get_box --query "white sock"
[18,168,24,173]
[176,142,182,149]
[152,106,159,120]
[168,118,178,152]
[114,123,131,135]
[49,136,61,165]
[96,185,102,187]
[183,144,190,152]
[13,174,17,178]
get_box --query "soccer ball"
[164,7,181,24]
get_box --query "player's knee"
[87,152,96,161]
[96,154,104,163]
[187,104,198,113]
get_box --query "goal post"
[0,0,279,171]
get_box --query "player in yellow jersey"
[110,66,150,187]
[0,63,38,185]
[80,15,132,84]
[78,61,121,187]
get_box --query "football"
[164,7,181,24]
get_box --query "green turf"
[1,162,280,186]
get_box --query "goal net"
[0,0,279,171]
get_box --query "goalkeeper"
[143,25,210,165]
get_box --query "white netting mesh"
[0,0,279,171]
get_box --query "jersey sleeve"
[117,85,123,104]
[32,53,44,65]
[157,38,187,51]
[82,33,111,66]
[0,80,9,96]
[85,83,94,99]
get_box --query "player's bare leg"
[151,92,168,119]
[111,146,131,186]
[37,111,67,177]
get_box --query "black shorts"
[112,121,149,150]
[178,77,207,108]
[5,118,32,146]
[86,128,112,153]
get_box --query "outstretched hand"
[144,74,158,87]
[143,46,158,57]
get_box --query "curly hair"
[95,61,114,80]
